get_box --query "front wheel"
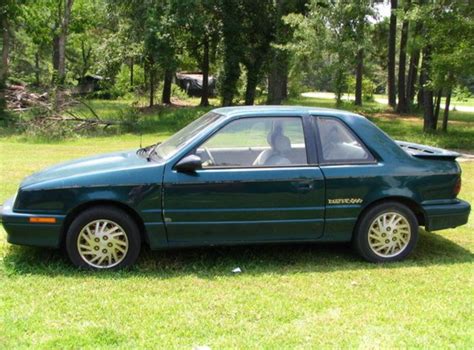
[353,202,418,263]
[65,206,141,269]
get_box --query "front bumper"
[0,196,65,248]
[423,199,471,232]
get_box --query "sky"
[374,1,391,19]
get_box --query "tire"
[65,206,141,269]
[353,201,418,263]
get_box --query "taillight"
[454,177,461,197]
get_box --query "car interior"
[191,117,370,168]
[195,120,308,167]
[318,118,370,161]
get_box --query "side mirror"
[175,154,202,173]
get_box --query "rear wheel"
[353,202,418,263]
[65,206,141,269]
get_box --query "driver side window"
[195,117,308,168]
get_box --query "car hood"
[20,150,162,190]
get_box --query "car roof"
[212,105,361,118]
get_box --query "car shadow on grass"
[2,229,472,278]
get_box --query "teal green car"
[1,106,470,269]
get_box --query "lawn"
[0,100,473,348]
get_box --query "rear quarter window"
[316,117,374,163]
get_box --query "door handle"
[294,182,314,192]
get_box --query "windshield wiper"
[136,145,151,157]
[136,142,161,161]
[146,142,161,161]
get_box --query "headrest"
[267,123,282,146]
[273,134,291,152]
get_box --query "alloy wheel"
[367,212,411,258]
[76,219,129,269]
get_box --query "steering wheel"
[204,147,216,165]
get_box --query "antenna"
[139,131,143,148]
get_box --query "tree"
[240,0,275,105]
[430,2,474,131]
[0,1,23,113]
[396,0,410,113]
[414,0,474,132]
[405,19,421,110]
[219,0,276,106]
[420,44,434,131]
[387,0,397,108]
[267,0,307,105]
[52,0,74,110]
[219,0,243,106]
[175,0,221,107]
[291,0,374,105]
[56,0,74,85]
[21,1,54,86]
[352,0,374,106]
[112,0,180,107]
[67,0,110,83]
[0,14,10,112]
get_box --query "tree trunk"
[80,41,92,79]
[406,49,419,108]
[387,0,398,108]
[397,1,409,113]
[144,62,148,90]
[57,0,74,84]
[244,67,258,105]
[442,88,451,132]
[433,88,442,129]
[0,17,10,111]
[420,46,435,132]
[417,68,423,109]
[334,63,345,106]
[355,48,364,106]
[406,19,421,110]
[221,56,240,106]
[34,52,40,86]
[282,72,288,99]
[221,1,242,106]
[162,69,173,104]
[55,0,74,110]
[149,66,155,107]
[200,37,210,107]
[130,57,134,87]
[52,35,60,72]
[267,50,288,105]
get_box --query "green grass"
[0,98,473,348]
[0,136,473,348]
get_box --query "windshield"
[154,111,222,160]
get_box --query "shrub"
[346,76,375,102]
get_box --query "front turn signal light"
[29,217,57,224]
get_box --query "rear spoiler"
[396,141,461,160]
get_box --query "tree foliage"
[0,0,472,133]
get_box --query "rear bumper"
[0,196,64,248]
[423,199,471,231]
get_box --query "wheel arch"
[60,200,148,247]
[355,196,426,234]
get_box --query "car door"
[314,116,379,241]
[162,115,325,245]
